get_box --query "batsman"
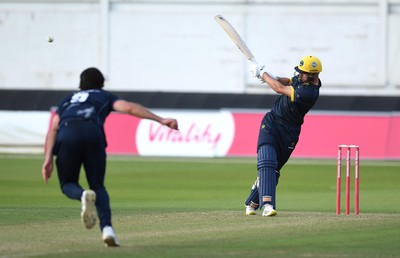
[245,56,322,216]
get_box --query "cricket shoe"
[245,206,257,215]
[81,190,97,229]
[262,204,277,217]
[102,226,120,247]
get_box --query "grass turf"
[0,154,399,257]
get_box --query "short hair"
[79,67,105,90]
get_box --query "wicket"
[336,145,360,215]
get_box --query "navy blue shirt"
[257,76,321,167]
[57,89,120,128]
[271,76,321,126]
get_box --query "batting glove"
[250,63,265,79]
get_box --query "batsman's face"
[299,72,310,83]
[299,72,318,84]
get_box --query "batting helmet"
[294,56,322,74]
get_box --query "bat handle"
[250,58,259,66]
[250,59,260,65]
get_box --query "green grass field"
[0,154,399,258]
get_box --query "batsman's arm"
[251,63,292,97]
[277,77,291,86]
[261,72,293,98]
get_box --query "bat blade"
[214,15,258,64]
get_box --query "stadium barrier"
[104,110,400,159]
[1,110,399,159]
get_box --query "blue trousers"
[246,112,299,210]
[54,121,111,230]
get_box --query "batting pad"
[257,145,278,209]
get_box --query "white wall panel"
[109,11,244,92]
[0,0,399,95]
[0,3,101,89]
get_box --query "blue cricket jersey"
[270,76,321,125]
[57,89,120,128]
[53,89,120,154]
[257,76,321,169]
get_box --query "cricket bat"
[214,15,258,65]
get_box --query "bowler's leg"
[55,139,84,200]
[83,143,112,230]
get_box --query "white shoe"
[102,226,120,247]
[81,190,97,229]
[262,204,277,217]
[245,206,257,215]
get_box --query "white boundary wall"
[0,0,399,95]
[0,111,50,153]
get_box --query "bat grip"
[250,59,259,65]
